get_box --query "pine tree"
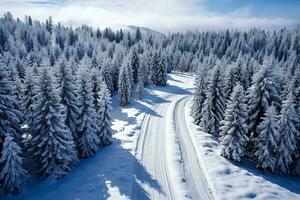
[5,61,24,146]
[276,88,299,174]
[0,59,26,195]
[15,58,26,80]
[21,67,39,138]
[129,47,140,83]
[246,61,281,139]
[97,82,113,147]
[200,65,226,135]
[77,69,100,158]
[139,53,151,86]
[118,60,132,106]
[223,62,243,101]
[100,61,114,93]
[220,85,248,162]
[111,50,123,90]
[191,71,206,125]
[152,51,167,86]
[29,68,77,179]
[91,68,103,111]
[8,63,23,104]
[293,72,300,174]
[0,58,22,154]
[253,105,279,172]
[285,74,300,133]
[59,60,80,144]
[137,66,144,100]
[135,28,142,41]
[0,133,27,195]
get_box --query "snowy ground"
[4,73,300,200]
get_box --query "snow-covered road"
[174,97,213,200]
[134,76,213,200]
[134,97,176,199]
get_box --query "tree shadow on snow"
[9,139,163,200]
[232,160,300,195]
[167,75,184,83]
[169,72,194,79]
[133,100,163,118]
[154,84,193,96]
[138,88,170,106]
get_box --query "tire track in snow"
[134,100,177,199]
[174,96,214,200]
[133,80,214,199]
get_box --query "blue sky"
[0,0,299,32]
[205,0,300,20]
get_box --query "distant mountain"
[25,0,66,4]
[111,24,163,37]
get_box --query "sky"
[0,0,299,32]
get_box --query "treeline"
[0,12,169,195]
[191,47,300,174]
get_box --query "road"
[133,90,213,199]
[174,97,213,200]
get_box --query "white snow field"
[4,73,300,200]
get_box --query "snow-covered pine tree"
[276,86,299,175]
[246,60,281,139]
[293,72,300,174]
[100,61,114,93]
[223,61,243,101]
[219,84,248,162]
[129,46,140,83]
[152,51,167,86]
[0,133,27,195]
[97,81,113,147]
[139,52,151,86]
[137,65,144,100]
[0,58,22,152]
[191,71,206,125]
[283,73,300,134]
[200,64,226,135]
[3,57,24,146]
[29,68,77,179]
[253,105,279,172]
[21,67,39,139]
[91,68,103,111]
[135,28,142,41]
[15,58,26,80]
[118,59,132,106]
[59,60,80,144]
[0,58,26,195]
[55,58,67,93]
[111,49,123,91]
[77,69,100,158]
[8,61,23,103]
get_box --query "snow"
[4,72,300,200]
[133,72,214,199]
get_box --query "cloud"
[0,0,297,32]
